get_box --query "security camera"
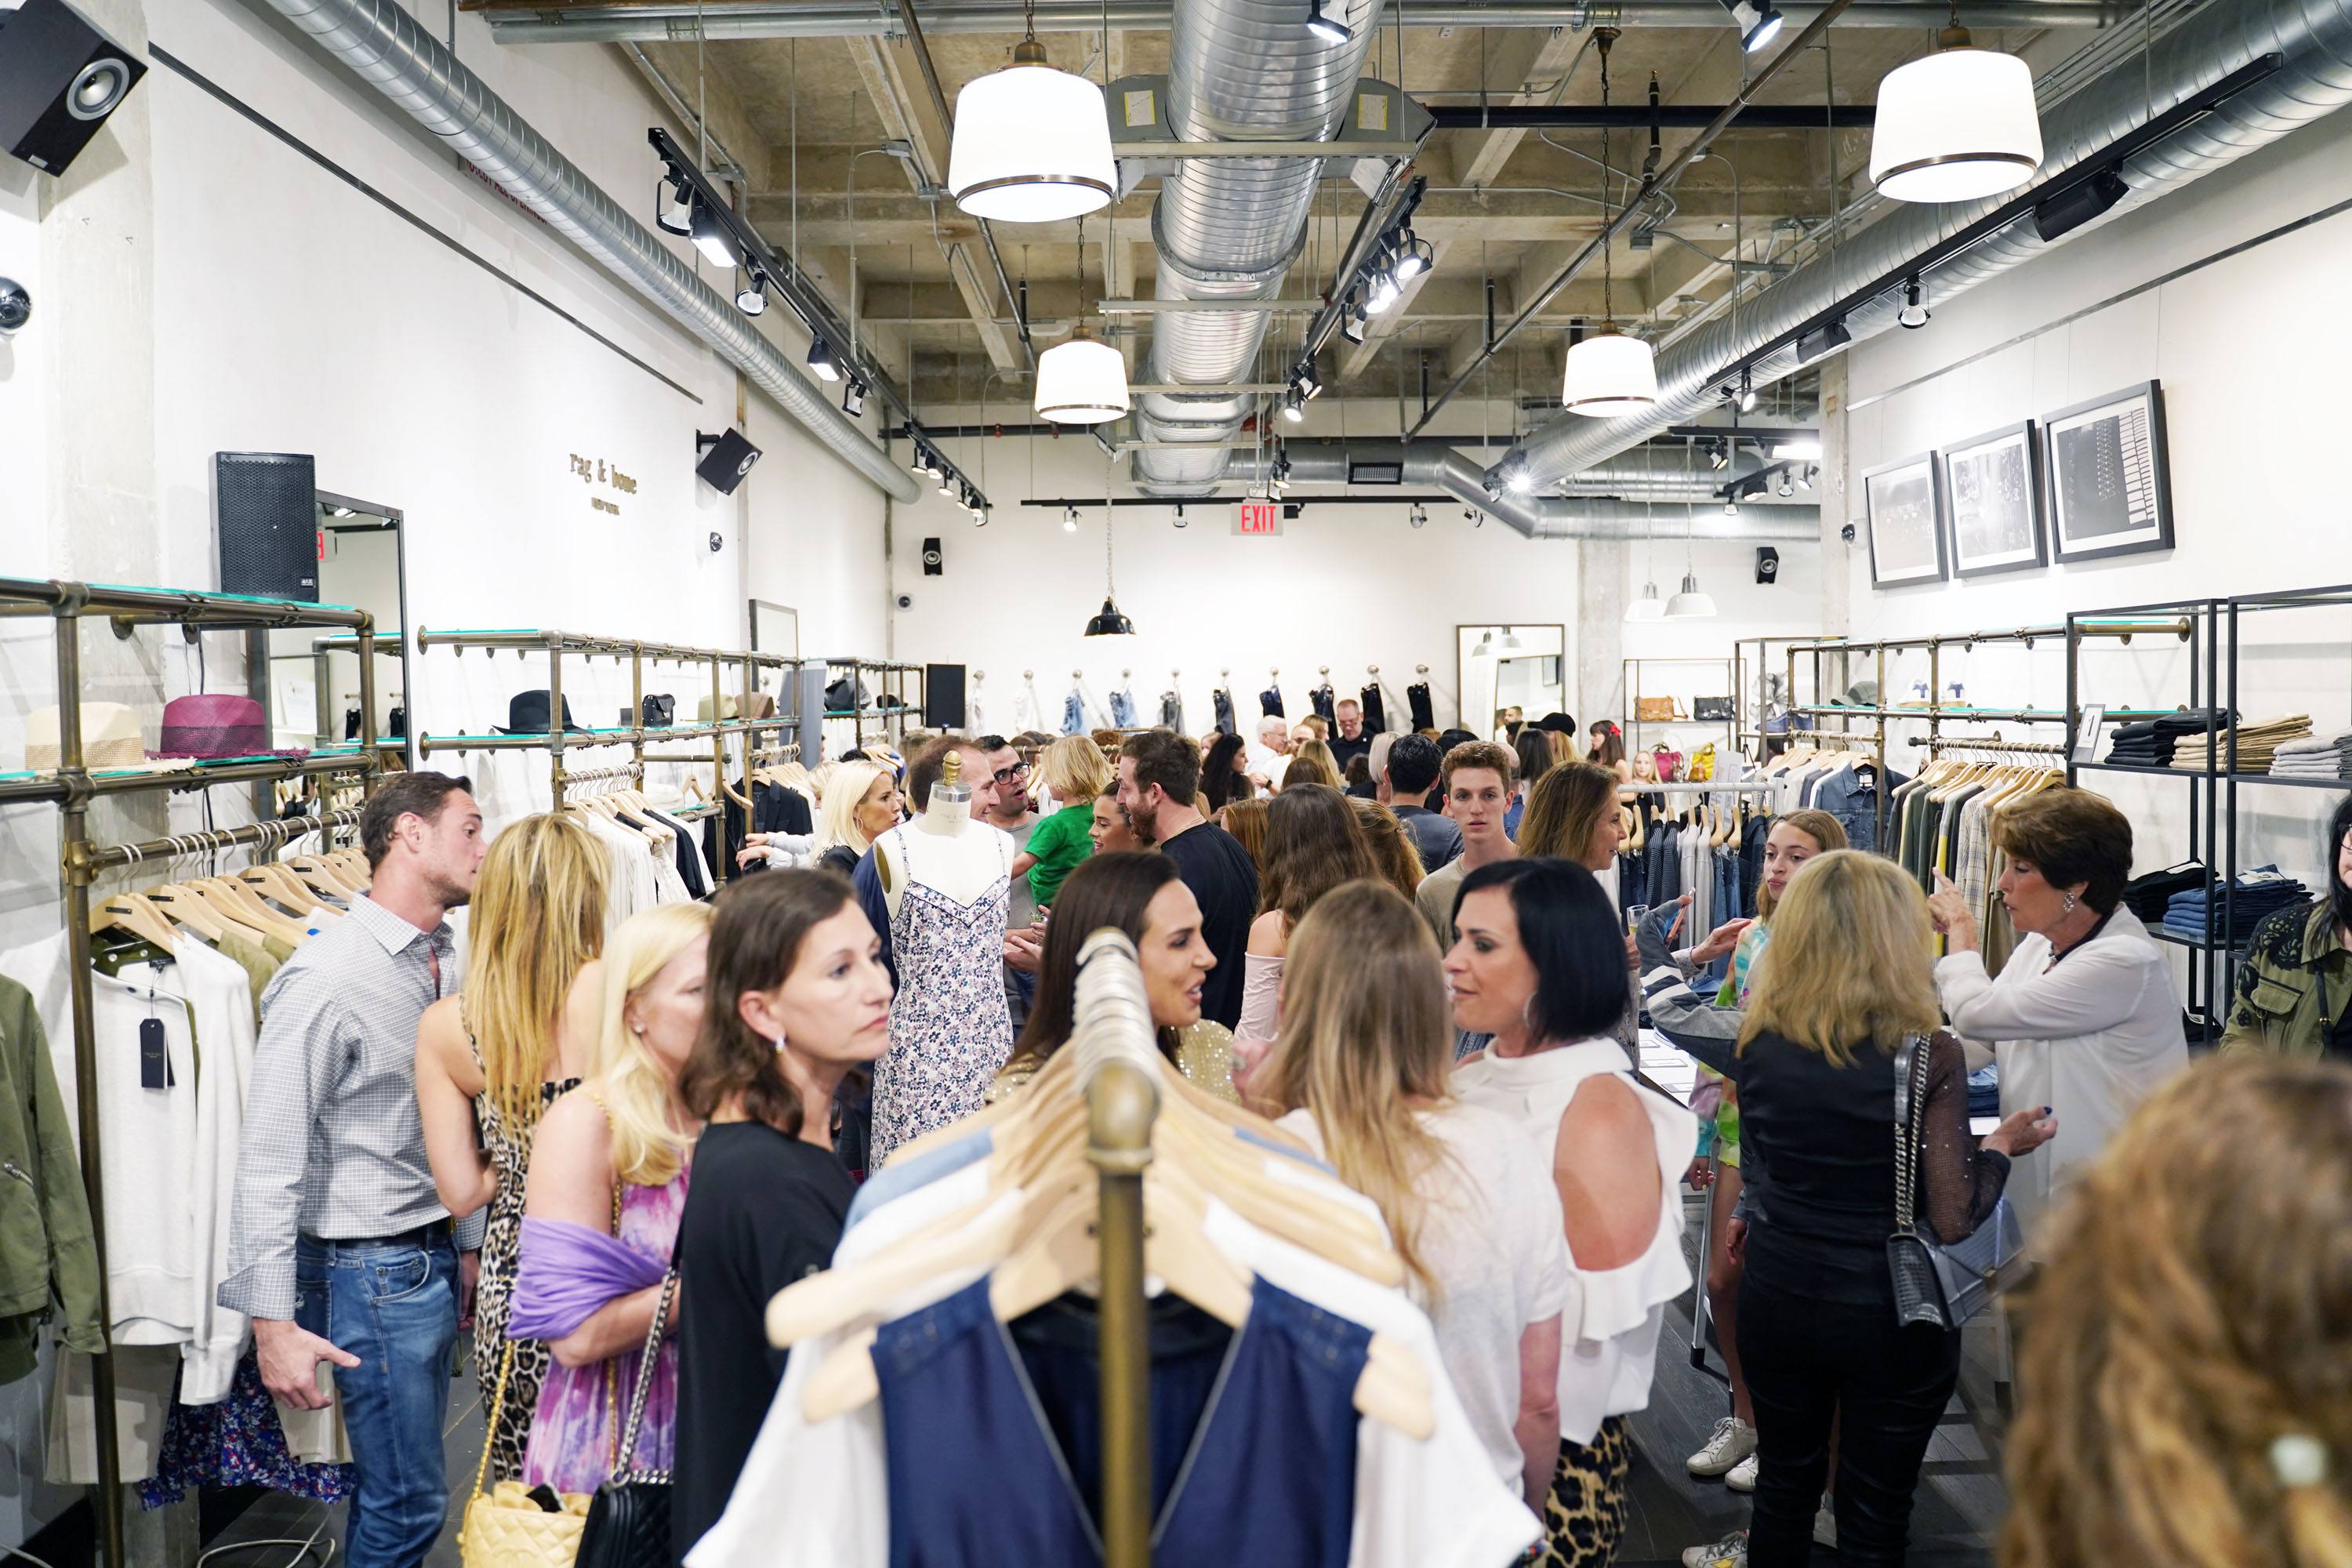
[0,278,27,336]
[896,593,914,610]
[1840,522,1857,543]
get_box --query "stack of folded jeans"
[2172,714,2312,773]
[1967,1065,2001,1121]
[2163,866,2310,946]
[2267,731,2352,779]
[2105,708,2234,768]
[2123,862,2208,924]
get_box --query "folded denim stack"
[2123,862,2208,924]
[2169,714,2312,773]
[2163,865,2310,946]
[2104,709,2234,768]
[2267,731,2352,779]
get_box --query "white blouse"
[1452,1039,1697,1445]
[1934,906,2186,1245]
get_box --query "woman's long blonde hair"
[1281,739,1341,791]
[1737,850,1937,1067]
[596,902,712,1187]
[460,812,607,1142]
[1257,880,1455,1299]
[2003,1056,2352,1568]
[1348,798,1425,902]
[1517,761,1618,864]
[1219,797,1270,869]
[817,760,892,855]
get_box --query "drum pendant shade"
[1870,44,2042,203]
[1033,335,1131,423]
[949,62,1116,223]
[1561,325,1660,418]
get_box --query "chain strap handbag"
[573,1265,680,1568]
[1888,1035,2027,1331]
[458,1339,592,1567]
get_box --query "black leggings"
[1737,1256,1961,1566]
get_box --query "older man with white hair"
[1245,713,1294,792]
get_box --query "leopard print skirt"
[1537,1416,1633,1568]
[470,1075,580,1485]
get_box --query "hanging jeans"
[1309,685,1336,724]
[1062,689,1086,735]
[1160,691,1185,731]
[1260,686,1286,718]
[1109,688,1136,728]
[1360,685,1388,735]
[1213,688,1236,735]
[1406,683,1435,732]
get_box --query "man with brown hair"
[1116,730,1258,1029]
[1415,740,1519,947]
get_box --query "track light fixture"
[656,176,692,236]
[1340,296,1368,344]
[1776,471,1796,498]
[938,469,960,498]
[1898,276,1931,329]
[1738,370,1759,413]
[843,379,868,416]
[1707,439,1729,472]
[807,336,842,383]
[1409,503,1428,528]
[1722,497,1741,517]
[1296,365,1323,401]
[1174,504,1189,528]
[1719,0,1784,53]
[688,200,738,270]
[1064,506,1080,533]
[735,273,768,315]
[1280,389,1306,423]
[1306,0,1351,45]
[1392,231,1433,281]
[1799,463,1817,491]
[1366,263,1402,315]
[1796,319,1853,365]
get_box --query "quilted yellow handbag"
[1689,743,1716,782]
[459,1341,593,1567]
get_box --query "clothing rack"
[0,576,391,1568]
[413,627,804,873]
[820,657,924,750]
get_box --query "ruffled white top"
[1453,1037,1697,1444]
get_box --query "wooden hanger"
[286,855,362,901]
[145,884,271,947]
[238,862,336,920]
[195,877,314,945]
[92,893,179,952]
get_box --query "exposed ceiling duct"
[248,0,922,503]
[1128,0,1385,495]
[1508,0,2352,489]
[1278,443,1820,539]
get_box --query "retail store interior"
[6,0,2352,1563]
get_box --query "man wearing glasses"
[978,735,1043,1025]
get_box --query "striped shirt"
[217,894,460,1321]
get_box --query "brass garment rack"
[821,656,926,750]
[0,576,390,1568]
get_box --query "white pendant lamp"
[1624,583,1667,623]
[1562,324,1660,417]
[949,25,1115,223]
[1665,571,1718,621]
[1034,333,1130,423]
[1869,16,2042,204]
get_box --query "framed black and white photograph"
[2042,380,2173,562]
[1863,450,1948,587]
[1940,420,2046,577]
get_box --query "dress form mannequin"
[869,751,1015,1162]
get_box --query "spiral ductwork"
[1131,0,1386,492]
[249,0,921,502]
[1510,0,2352,488]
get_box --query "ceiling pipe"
[1275,442,1820,539]
[1508,0,2352,489]
[485,1,2129,44]
[248,0,921,502]
[1429,104,1877,129]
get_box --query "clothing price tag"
[138,1016,173,1091]
[2074,704,2105,764]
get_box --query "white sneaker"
[1725,1452,1759,1493]
[1681,1527,1748,1568]
[1687,1416,1759,1477]
[1813,1497,1838,1549]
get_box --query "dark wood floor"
[201,1207,2013,1568]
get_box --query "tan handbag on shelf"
[459,1339,592,1566]
[1636,695,1683,724]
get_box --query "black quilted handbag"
[641,694,675,728]
[575,1269,677,1568]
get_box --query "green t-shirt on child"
[1026,800,1095,908]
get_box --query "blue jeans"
[296,1233,459,1568]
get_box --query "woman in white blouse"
[1447,857,1697,1568]
[1927,787,2186,1245]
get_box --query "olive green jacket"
[2220,899,2352,1058]
[0,979,103,1382]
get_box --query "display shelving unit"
[1624,655,1744,766]
[820,657,927,753]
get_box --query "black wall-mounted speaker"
[925,663,967,729]
[1756,546,1781,585]
[695,428,761,495]
[214,453,319,602]
[921,536,942,577]
[0,0,147,178]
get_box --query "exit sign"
[1235,502,1283,536]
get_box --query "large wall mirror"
[263,492,413,771]
[1457,624,1566,737]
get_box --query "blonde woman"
[414,811,606,1481]
[2002,1055,2352,1568]
[1279,737,1341,792]
[504,903,711,1494]
[1217,796,1270,872]
[1261,880,1569,1513]
[1730,851,2051,1566]
[813,759,901,877]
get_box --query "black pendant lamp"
[1083,499,1135,637]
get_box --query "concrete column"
[1575,536,1628,727]
[1817,354,1853,637]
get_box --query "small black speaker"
[925,663,967,729]
[215,452,318,601]
[1756,546,1781,585]
[0,0,147,177]
[695,428,761,495]
[921,536,942,577]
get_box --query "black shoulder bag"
[1887,1035,2026,1331]
[574,1267,679,1568]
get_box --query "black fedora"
[495,689,587,735]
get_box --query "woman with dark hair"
[991,850,1235,1101]
[2222,790,2352,1058]
[1239,784,1377,1048]
[1507,728,1555,841]
[670,870,893,1562]
[1447,858,1697,1568]
[1587,721,1629,782]
[1926,786,2183,1246]
[1201,730,1254,814]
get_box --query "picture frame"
[1862,449,1949,587]
[2042,380,2173,562]
[1940,419,2046,578]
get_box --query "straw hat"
[25,705,194,775]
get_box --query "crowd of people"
[213,713,2352,1568]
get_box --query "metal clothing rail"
[0,577,390,1568]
